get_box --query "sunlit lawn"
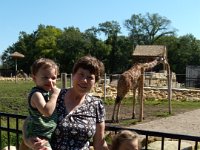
[0,80,62,115]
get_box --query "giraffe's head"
[156,56,165,62]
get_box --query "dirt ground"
[104,101,200,149]
[104,103,196,126]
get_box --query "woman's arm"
[93,121,109,150]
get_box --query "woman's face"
[72,67,96,94]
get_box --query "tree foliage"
[1,13,200,85]
[124,13,176,46]
[155,34,200,82]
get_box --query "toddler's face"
[118,139,139,150]
[33,67,57,91]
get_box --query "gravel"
[130,109,200,137]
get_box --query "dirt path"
[130,109,200,136]
[105,105,200,136]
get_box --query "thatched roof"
[10,52,25,58]
[133,45,167,57]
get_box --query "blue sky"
[1,0,200,56]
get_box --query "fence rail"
[0,112,26,150]
[106,125,200,150]
[0,112,200,150]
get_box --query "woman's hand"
[93,122,109,150]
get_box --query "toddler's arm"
[31,83,60,117]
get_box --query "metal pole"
[70,74,73,88]
[15,59,18,72]
[61,73,67,89]
[15,59,17,83]
[104,73,106,100]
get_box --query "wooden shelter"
[10,51,25,83]
[10,51,25,59]
[10,51,25,73]
[132,45,167,64]
[132,45,172,120]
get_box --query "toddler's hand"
[50,82,60,95]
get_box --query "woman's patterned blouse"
[51,89,106,150]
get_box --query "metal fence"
[106,125,200,150]
[0,112,200,150]
[0,112,26,150]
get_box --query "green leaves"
[124,13,176,45]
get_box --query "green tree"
[97,21,121,73]
[1,31,38,74]
[114,35,133,73]
[165,34,200,83]
[124,13,176,47]
[84,27,111,71]
[1,25,62,74]
[35,24,62,60]
[57,27,86,73]
[154,35,179,71]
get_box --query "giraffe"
[112,57,164,122]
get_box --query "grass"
[104,97,200,126]
[105,97,200,109]
[1,80,200,118]
[0,80,63,115]
[0,81,33,115]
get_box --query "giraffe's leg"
[116,101,121,123]
[132,88,137,119]
[112,101,117,122]
[137,85,141,119]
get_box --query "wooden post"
[15,59,17,83]
[61,73,67,89]
[70,74,73,88]
[139,67,144,122]
[166,63,172,114]
[104,73,107,100]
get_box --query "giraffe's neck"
[141,59,160,70]
[126,64,141,78]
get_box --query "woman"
[23,55,108,150]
